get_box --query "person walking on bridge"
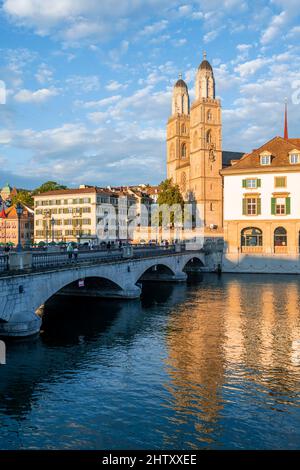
[67,243,73,262]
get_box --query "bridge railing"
[0,244,181,273]
[0,255,9,273]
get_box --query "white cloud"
[105,80,127,91]
[35,63,54,84]
[66,75,100,93]
[234,58,270,78]
[139,20,168,36]
[14,87,59,103]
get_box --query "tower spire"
[284,98,289,140]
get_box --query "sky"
[0,0,300,189]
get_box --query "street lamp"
[16,202,23,252]
[51,217,55,243]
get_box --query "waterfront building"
[33,186,149,244]
[166,53,243,232]
[221,135,300,271]
[0,203,34,247]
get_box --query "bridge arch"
[182,256,205,272]
[134,260,177,284]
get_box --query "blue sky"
[0,0,300,189]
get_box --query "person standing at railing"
[74,246,78,262]
[67,243,73,262]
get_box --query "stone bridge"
[0,244,222,338]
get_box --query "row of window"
[35,230,92,237]
[35,219,92,226]
[260,153,299,166]
[241,227,288,247]
[242,197,291,216]
[35,198,92,207]
[242,177,288,189]
[36,207,92,215]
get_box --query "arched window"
[181,143,186,159]
[207,110,212,121]
[193,131,198,149]
[181,123,186,134]
[206,130,212,144]
[274,227,287,246]
[241,227,263,247]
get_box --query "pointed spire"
[284,98,289,140]
[178,72,182,79]
[203,51,207,60]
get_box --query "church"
[166,52,243,231]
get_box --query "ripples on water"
[0,274,300,449]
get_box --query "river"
[0,273,300,449]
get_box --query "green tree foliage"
[155,179,184,226]
[33,181,67,195]
[11,190,34,208]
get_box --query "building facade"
[221,136,300,271]
[33,186,150,244]
[166,53,223,230]
[0,204,34,247]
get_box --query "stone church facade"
[166,53,223,230]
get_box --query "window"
[260,154,271,165]
[271,197,290,215]
[290,153,299,164]
[206,130,212,144]
[275,176,286,188]
[181,123,186,134]
[207,110,212,122]
[242,178,261,189]
[242,197,261,216]
[181,143,186,158]
[274,227,287,246]
[241,227,263,247]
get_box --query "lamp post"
[16,202,23,252]
[51,217,55,243]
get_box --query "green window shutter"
[242,179,246,188]
[271,197,276,215]
[257,179,261,188]
[242,198,247,215]
[257,198,261,215]
[286,197,291,215]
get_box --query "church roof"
[199,59,213,71]
[221,136,300,173]
[174,78,188,89]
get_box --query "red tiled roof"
[222,136,300,173]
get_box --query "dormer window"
[289,151,300,164]
[260,152,271,166]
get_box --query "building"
[0,203,34,247]
[33,186,147,244]
[221,135,300,271]
[166,53,243,231]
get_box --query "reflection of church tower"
[166,53,223,229]
[167,75,190,197]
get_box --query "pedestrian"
[107,241,111,251]
[4,244,10,253]
[118,240,122,251]
[67,243,73,261]
[74,245,78,262]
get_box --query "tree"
[33,181,67,195]
[155,179,184,226]
[11,190,34,208]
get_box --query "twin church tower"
[166,53,223,229]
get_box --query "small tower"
[189,52,223,229]
[167,75,191,196]
[195,51,215,100]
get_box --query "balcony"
[274,245,288,254]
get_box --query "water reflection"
[0,274,300,449]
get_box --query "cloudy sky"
[0,0,300,189]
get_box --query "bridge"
[0,242,223,338]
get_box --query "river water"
[0,273,300,450]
